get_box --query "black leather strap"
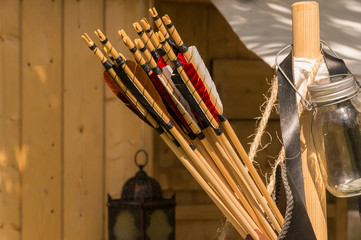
[277,51,306,205]
[323,51,350,75]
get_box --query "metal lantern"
[107,149,176,240]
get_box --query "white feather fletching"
[188,46,223,112]
[162,65,197,121]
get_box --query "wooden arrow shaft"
[160,133,248,238]
[196,137,262,229]
[169,127,259,239]
[83,32,260,240]
[149,8,171,41]
[203,128,276,239]
[221,120,284,227]
[205,125,281,233]
[140,19,173,68]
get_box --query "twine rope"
[246,54,323,194]
[248,76,279,163]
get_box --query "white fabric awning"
[211,0,361,74]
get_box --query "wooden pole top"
[292,1,320,59]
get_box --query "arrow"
[160,15,284,228]
[140,18,174,68]
[81,37,246,236]
[116,30,273,237]
[121,24,280,234]
[118,30,200,136]
[82,32,262,239]
[155,29,281,234]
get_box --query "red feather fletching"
[178,53,220,122]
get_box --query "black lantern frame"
[107,149,176,240]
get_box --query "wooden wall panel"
[327,193,348,240]
[22,0,62,239]
[104,2,155,238]
[104,0,154,200]
[213,59,276,120]
[229,120,282,179]
[0,1,21,239]
[104,0,153,61]
[177,220,221,240]
[154,1,209,64]
[300,111,328,240]
[63,0,105,239]
[153,134,203,192]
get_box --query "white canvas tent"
[212,0,361,74]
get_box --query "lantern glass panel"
[113,210,138,240]
[147,210,172,240]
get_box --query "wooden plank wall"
[0,0,154,239]
[22,1,63,239]
[0,1,21,239]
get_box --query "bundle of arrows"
[82,7,284,240]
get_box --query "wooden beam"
[63,0,105,239]
[0,1,21,239]
[292,1,320,58]
[212,60,276,120]
[176,205,221,220]
[22,0,62,239]
[292,2,327,240]
[104,0,155,198]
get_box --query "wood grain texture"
[292,3,327,239]
[63,0,105,239]
[105,0,153,61]
[176,205,221,220]
[177,220,222,240]
[0,1,21,239]
[103,3,155,239]
[22,0,62,239]
[326,194,348,240]
[153,133,203,192]
[104,0,154,198]
[292,1,320,59]
[161,0,210,3]
[154,1,209,65]
[300,111,327,240]
[229,120,282,180]
[212,60,276,120]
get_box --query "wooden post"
[292,1,320,59]
[292,2,327,240]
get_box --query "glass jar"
[308,74,361,197]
